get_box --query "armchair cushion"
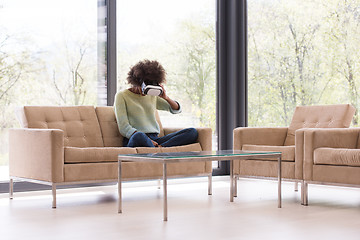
[233,127,288,149]
[314,148,360,167]
[242,144,295,161]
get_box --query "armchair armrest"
[9,128,65,183]
[163,127,212,151]
[303,128,360,180]
[233,127,288,150]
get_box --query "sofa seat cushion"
[314,148,360,167]
[136,143,202,154]
[135,143,206,176]
[64,147,137,163]
[242,144,295,161]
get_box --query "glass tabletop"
[118,150,281,159]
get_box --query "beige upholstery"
[9,106,212,205]
[314,148,360,167]
[95,106,165,147]
[303,128,360,183]
[302,128,360,204]
[233,104,355,181]
[20,106,104,147]
[242,144,295,161]
[64,147,137,163]
[9,128,64,183]
[95,106,124,147]
[284,104,355,146]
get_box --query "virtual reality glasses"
[141,82,163,96]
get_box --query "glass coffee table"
[118,150,282,221]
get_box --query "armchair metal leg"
[208,173,212,195]
[9,178,13,199]
[157,179,161,189]
[294,181,298,192]
[52,184,57,209]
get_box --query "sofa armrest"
[295,129,306,179]
[233,127,288,150]
[303,128,360,180]
[163,127,212,151]
[9,128,65,183]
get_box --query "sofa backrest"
[284,104,356,146]
[17,106,104,147]
[95,106,165,147]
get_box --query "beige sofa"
[233,104,355,196]
[302,127,360,205]
[9,106,212,208]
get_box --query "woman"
[114,59,198,147]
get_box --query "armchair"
[233,104,355,197]
[302,128,360,205]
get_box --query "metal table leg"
[234,175,237,197]
[9,178,13,199]
[118,159,122,213]
[278,155,282,208]
[163,162,168,221]
[230,160,234,202]
[208,173,212,195]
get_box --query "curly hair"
[127,59,166,86]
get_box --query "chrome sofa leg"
[52,184,57,209]
[9,178,14,199]
[303,181,308,206]
[294,181,298,192]
[208,173,212,195]
[301,181,304,205]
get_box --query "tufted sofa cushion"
[96,106,165,147]
[284,104,355,146]
[18,106,104,147]
[95,106,124,147]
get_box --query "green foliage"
[168,20,216,131]
[248,0,360,127]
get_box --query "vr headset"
[141,81,163,96]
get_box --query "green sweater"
[114,89,181,138]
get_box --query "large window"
[117,0,217,151]
[0,0,99,180]
[248,0,360,127]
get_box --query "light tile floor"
[1,177,360,240]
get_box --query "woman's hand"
[151,140,160,147]
[159,84,168,100]
[159,84,180,110]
